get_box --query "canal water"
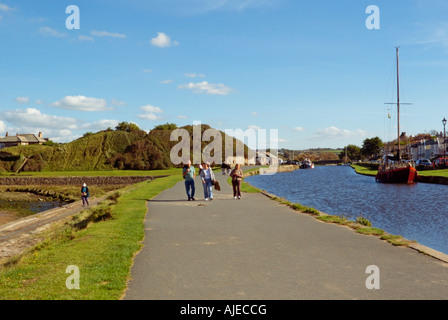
[245,165,448,255]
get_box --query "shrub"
[355,214,372,227]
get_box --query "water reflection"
[246,166,448,255]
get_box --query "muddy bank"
[0,175,167,186]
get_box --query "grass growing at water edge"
[0,175,182,299]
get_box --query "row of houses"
[387,135,448,161]
[0,132,48,150]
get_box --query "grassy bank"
[351,163,448,179]
[0,175,182,299]
[351,164,377,176]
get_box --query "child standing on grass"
[81,183,90,207]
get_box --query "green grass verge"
[352,164,448,179]
[351,164,377,176]
[417,169,448,177]
[0,175,182,300]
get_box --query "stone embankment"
[0,175,167,186]
[416,175,448,185]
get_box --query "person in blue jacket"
[81,183,90,207]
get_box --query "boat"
[300,158,314,169]
[375,47,418,184]
[342,146,351,166]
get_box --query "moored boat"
[376,47,417,184]
[376,163,418,184]
[300,158,314,169]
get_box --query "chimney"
[38,132,43,138]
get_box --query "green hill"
[0,124,250,173]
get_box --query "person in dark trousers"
[183,160,196,201]
[81,183,90,207]
[200,162,215,201]
[230,164,243,199]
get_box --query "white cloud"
[51,95,110,112]
[140,105,163,113]
[139,113,162,121]
[185,73,205,78]
[160,79,173,84]
[0,3,14,12]
[0,15,3,21]
[15,96,29,104]
[294,126,305,132]
[312,126,366,140]
[35,99,44,104]
[1,108,78,130]
[248,125,261,130]
[82,119,119,130]
[177,115,188,119]
[91,30,126,39]
[39,27,67,38]
[142,69,153,73]
[79,35,94,42]
[251,111,258,116]
[111,99,127,107]
[0,120,6,133]
[178,81,232,95]
[138,105,164,121]
[150,32,178,48]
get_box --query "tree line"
[339,137,383,162]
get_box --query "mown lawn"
[0,175,182,300]
[351,164,377,176]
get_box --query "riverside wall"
[0,175,167,186]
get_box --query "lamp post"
[443,117,447,166]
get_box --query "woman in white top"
[200,162,215,201]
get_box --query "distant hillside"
[0,124,250,173]
[0,130,142,172]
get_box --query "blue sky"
[1,0,448,149]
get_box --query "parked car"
[416,159,433,167]
[433,157,448,169]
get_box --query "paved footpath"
[124,172,448,300]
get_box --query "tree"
[115,121,141,133]
[339,144,362,161]
[361,137,383,159]
[153,123,178,130]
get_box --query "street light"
[443,117,447,166]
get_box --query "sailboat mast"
[396,46,401,160]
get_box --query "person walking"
[230,164,243,199]
[81,183,90,207]
[183,160,196,201]
[200,162,215,201]
[221,162,227,175]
